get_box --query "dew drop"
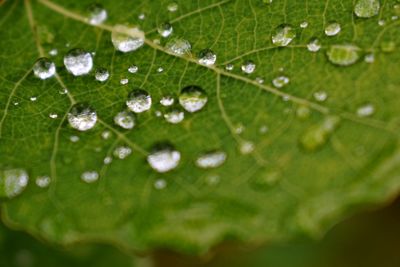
[49,48,58,56]
[241,60,256,74]
[299,116,341,151]
[64,48,93,76]
[95,67,109,82]
[126,88,152,113]
[33,57,56,80]
[166,38,191,56]
[364,53,375,63]
[313,91,328,102]
[101,130,111,140]
[272,24,296,47]
[111,24,145,53]
[30,96,37,102]
[69,135,79,142]
[296,106,311,119]
[240,141,255,155]
[325,22,341,36]
[198,49,217,66]
[164,108,184,124]
[147,142,181,173]
[300,21,309,28]
[326,44,361,66]
[113,146,132,159]
[154,179,167,190]
[157,67,164,73]
[354,0,380,18]
[49,113,58,119]
[256,77,264,84]
[263,0,273,3]
[307,38,321,52]
[0,169,29,198]
[195,151,227,169]
[167,2,178,12]
[87,3,107,25]
[128,65,138,73]
[36,175,51,188]
[157,22,173,38]
[179,85,208,113]
[225,64,234,71]
[67,103,97,131]
[160,95,174,106]
[138,13,145,20]
[114,111,135,129]
[120,78,129,85]
[357,103,375,117]
[103,156,112,164]
[272,75,290,88]
[81,171,99,183]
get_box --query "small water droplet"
[81,171,99,183]
[128,65,138,73]
[147,142,181,173]
[272,24,296,47]
[120,78,129,85]
[167,2,178,12]
[36,175,51,188]
[198,49,217,66]
[357,103,375,117]
[326,44,361,66]
[272,75,290,88]
[313,91,328,102]
[364,53,375,63]
[241,60,256,74]
[157,67,164,73]
[166,38,191,55]
[59,88,68,95]
[33,58,56,79]
[259,125,269,134]
[307,38,321,52]
[235,123,245,134]
[157,22,173,38]
[164,108,184,124]
[69,135,79,142]
[300,21,309,28]
[113,146,132,159]
[160,95,174,106]
[104,156,112,164]
[296,105,311,119]
[225,64,234,71]
[49,113,58,119]
[49,48,58,56]
[179,85,208,113]
[354,0,380,18]
[126,88,152,113]
[87,3,107,25]
[205,174,220,186]
[30,96,37,101]
[378,19,386,26]
[240,141,254,154]
[195,151,227,169]
[154,179,167,190]
[138,13,145,20]
[111,24,145,53]
[0,169,29,198]
[101,130,111,140]
[325,22,341,36]
[155,110,162,117]
[95,67,109,82]
[299,116,341,151]
[114,111,135,129]
[263,0,273,4]
[64,48,93,76]
[256,77,264,84]
[68,103,97,131]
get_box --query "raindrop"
[138,13,145,20]
[49,113,58,119]
[326,44,361,66]
[240,141,254,154]
[307,38,321,52]
[95,67,109,82]
[198,49,217,66]
[195,151,227,169]
[147,142,181,173]
[64,48,93,76]
[120,78,129,85]
[179,85,208,113]
[256,77,264,84]
[160,95,175,106]
[157,67,164,73]
[299,116,341,151]
[81,171,99,183]
[272,24,296,47]
[357,103,375,117]
[0,169,29,198]
[126,88,152,113]
[157,22,173,38]
[354,0,380,18]
[364,53,375,63]
[155,110,162,117]
[30,96,37,101]
[167,2,178,12]
[113,146,132,159]
[114,111,135,129]
[104,156,112,164]
[325,22,341,36]
[263,0,273,3]
[128,65,138,73]
[300,21,309,28]
[111,24,145,53]
[49,48,58,56]
[166,38,191,55]
[87,3,107,25]
[259,125,269,134]
[225,64,234,71]
[272,75,290,88]
[205,174,220,186]
[313,91,328,102]
[67,103,97,131]
[241,60,256,74]
[36,175,51,188]
[101,130,111,140]
[154,179,167,190]
[33,57,56,80]
[164,108,184,124]
[69,135,79,142]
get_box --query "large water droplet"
[272,24,296,47]
[241,60,256,74]
[68,103,97,131]
[0,169,29,198]
[198,49,217,66]
[87,3,107,25]
[157,22,173,38]
[299,116,341,151]
[111,24,145,53]
[126,88,152,113]
[354,0,380,18]
[114,111,135,129]
[164,108,184,124]
[81,171,99,183]
[325,22,341,36]
[95,67,109,82]
[326,44,361,66]
[33,58,56,80]
[64,48,93,76]
[147,142,181,173]
[195,151,227,169]
[179,85,208,113]
[166,38,191,55]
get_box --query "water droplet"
[126,88,152,113]
[30,96,37,101]
[160,95,174,106]
[240,141,254,154]
[155,110,162,117]
[272,24,296,47]
[357,103,375,117]
[67,103,97,131]
[364,53,375,63]
[241,60,256,74]
[147,142,181,173]
[259,125,269,134]
[87,3,107,25]
[114,111,135,129]
[378,19,386,26]
[33,58,56,80]
[300,21,309,28]
[225,64,234,71]
[95,67,109,82]
[272,75,290,88]
[113,146,132,159]
[164,108,184,124]
[354,0,380,18]
[166,38,191,56]
[59,88,68,95]
[256,77,264,84]
[195,151,227,169]
[296,105,311,119]
[36,175,51,188]
[198,49,217,66]
[157,22,173,38]
[313,91,328,102]
[299,116,341,151]
[325,22,341,36]
[179,85,208,113]
[64,48,93,76]
[49,113,58,119]
[81,171,99,183]
[0,169,29,198]
[120,78,129,85]
[154,179,167,190]
[128,65,138,73]
[104,156,112,164]
[205,174,220,186]
[138,13,145,20]
[101,130,111,140]
[49,48,58,56]
[157,67,164,73]
[326,44,361,66]
[69,135,79,142]
[307,38,321,52]
[111,24,145,53]
[167,2,178,12]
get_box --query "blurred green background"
[2,197,400,267]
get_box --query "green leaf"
[1,0,400,254]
